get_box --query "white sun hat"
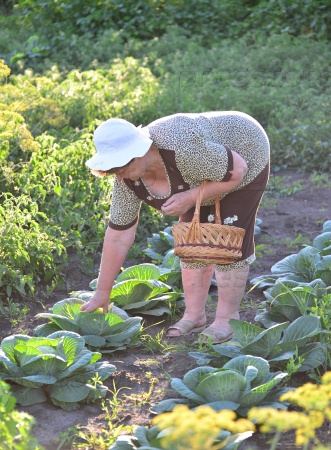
[85,118,153,171]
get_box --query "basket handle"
[185,181,221,243]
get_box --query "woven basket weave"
[172,181,245,265]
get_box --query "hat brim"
[85,135,153,171]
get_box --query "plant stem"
[270,430,281,450]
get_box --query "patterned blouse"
[108,111,270,230]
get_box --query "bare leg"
[203,264,249,340]
[166,265,214,336]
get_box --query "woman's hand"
[161,190,197,216]
[79,289,110,313]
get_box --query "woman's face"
[115,157,144,181]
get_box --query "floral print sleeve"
[108,177,141,230]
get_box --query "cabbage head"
[71,263,184,316]
[35,297,142,352]
[0,331,116,410]
[152,355,289,417]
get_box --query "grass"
[241,295,261,312]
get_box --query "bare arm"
[161,150,248,216]
[80,223,138,313]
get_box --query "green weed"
[56,381,132,449]
[141,329,178,354]
[283,233,312,250]
[266,176,305,197]
[123,373,160,407]
[0,299,29,326]
[310,172,331,189]
[255,243,270,259]
[260,196,279,209]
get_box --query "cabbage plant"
[34,298,142,352]
[109,424,253,450]
[255,279,327,328]
[151,355,290,417]
[190,316,326,372]
[0,331,116,410]
[323,220,331,233]
[143,226,175,264]
[254,217,262,235]
[159,250,182,288]
[71,264,183,316]
[251,225,331,289]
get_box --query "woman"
[80,112,270,343]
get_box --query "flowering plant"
[153,405,254,450]
[110,405,254,450]
[248,371,331,448]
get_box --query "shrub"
[0,194,67,300]
[45,57,159,129]
[13,0,331,53]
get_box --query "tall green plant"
[0,194,67,299]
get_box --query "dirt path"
[2,169,331,449]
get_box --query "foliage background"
[0,0,330,301]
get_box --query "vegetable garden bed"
[1,169,331,449]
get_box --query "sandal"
[166,319,207,337]
[200,325,233,344]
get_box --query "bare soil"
[1,169,331,449]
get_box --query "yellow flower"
[153,406,254,450]
[281,382,331,411]
[0,59,11,79]
[322,372,331,385]
[248,407,324,447]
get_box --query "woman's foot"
[200,313,239,343]
[200,324,234,344]
[166,316,207,337]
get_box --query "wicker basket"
[172,181,245,265]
